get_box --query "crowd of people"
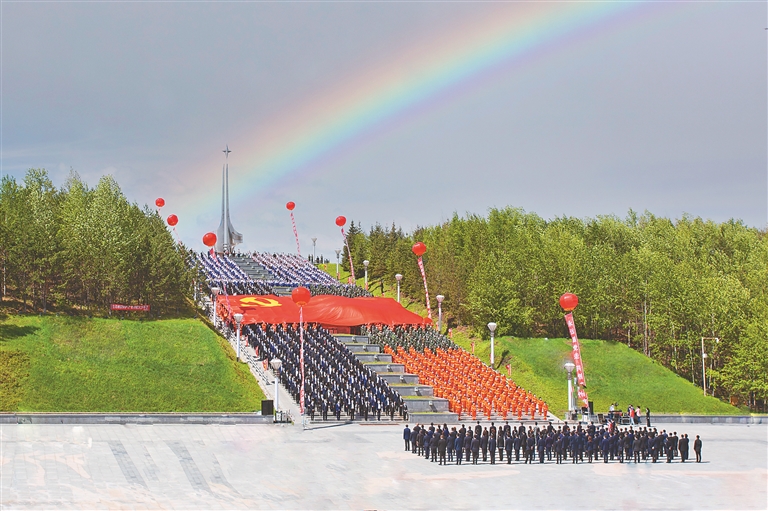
[244,323,407,421]
[363,324,546,421]
[195,252,371,298]
[401,421,704,466]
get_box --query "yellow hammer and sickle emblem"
[240,297,282,308]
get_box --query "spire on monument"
[215,145,243,254]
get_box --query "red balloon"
[286,201,295,211]
[202,232,217,247]
[412,241,427,257]
[335,216,347,227]
[155,198,165,208]
[166,214,178,227]
[560,293,579,311]
[291,286,311,306]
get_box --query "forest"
[0,169,191,315]
[342,208,768,411]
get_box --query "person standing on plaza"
[694,435,702,462]
[679,434,689,462]
[403,424,411,451]
[646,407,651,427]
[455,432,464,465]
[438,434,447,466]
[471,434,481,464]
[489,433,497,465]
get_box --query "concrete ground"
[0,421,765,510]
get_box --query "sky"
[3,1,766,258]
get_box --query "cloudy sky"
[3,1,766,257]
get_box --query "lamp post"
[363,260,369,290]
[234,313,243,362]
[701,337,720,396]
[335,249,341,281]
[487,322,497,366]
[311,237,317,263]
[436,295,445,333]
[270,358,282,413]
[210,287,220,328]
[395,274,403,303]
[564,362,575,419]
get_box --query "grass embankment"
[0,315,264,412]
[451,330,740,417]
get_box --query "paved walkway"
[1,422,765,509]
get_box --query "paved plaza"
[0,421,766,510]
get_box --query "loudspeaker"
[262,400,274,416]
[588,401,594,415]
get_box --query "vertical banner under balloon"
[564,312,589,407]
[299,307,305,415]
[290,211,301,256]
[341,228,356,281]
[416,256,432,320]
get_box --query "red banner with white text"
[564,312,589,407]
[111,304,150,311]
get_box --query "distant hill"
[451,331,741,417]
[0,315,264,412]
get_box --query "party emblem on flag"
[239,297,282,308]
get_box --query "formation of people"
[244,323,407,421]
[364,324,546,421]
[196,252,370,298]
[401,421,704,466]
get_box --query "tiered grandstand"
[195,250,550,423]
[196,251,370,297]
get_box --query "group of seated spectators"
[194,252,371,298]
[244,323,407,421]
[362,324,458,352]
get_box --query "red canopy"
[217,294,431,327]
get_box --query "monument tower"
[215,145,243,254]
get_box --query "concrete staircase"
[334,334,458,423]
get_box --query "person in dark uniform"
[411,425,419,454]
[403,424,411,451]
[679,433,689,462]
[505,433,513,464]
[465,432,472,462]
[481,429,489,462]
[514,432,522,461]
[438,434,447,465]
[646,407,651,427]
[525,433,535,464]
[431,434,439,463]
[693,435,702,462]
[498,430,505,462]
[601,434,610,463]
[455,432,464,465]
[537,434,546,463]
[471,434,481,464]
[489,434,497,464]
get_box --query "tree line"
[343,208,768,410]
[0,169,192,315]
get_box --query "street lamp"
[564,361,575,419]
[210,287,220,328]
[311,237,317,263]
[395,274,403,303]
[234,313,243,362]
[270,358,282,413]
[436,295,445,333]
[335,249,341,281]
[487,322,497,366]
[363,260,369,290]
[701,337,720,396]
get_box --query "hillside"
[0,315,264,412]
[451,330,741,417]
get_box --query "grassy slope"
[0,315,264,412]
[451,330,740,417]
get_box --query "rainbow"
[196,1,654,211]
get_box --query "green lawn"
[451,330,741,417]
[0,315,264,412]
